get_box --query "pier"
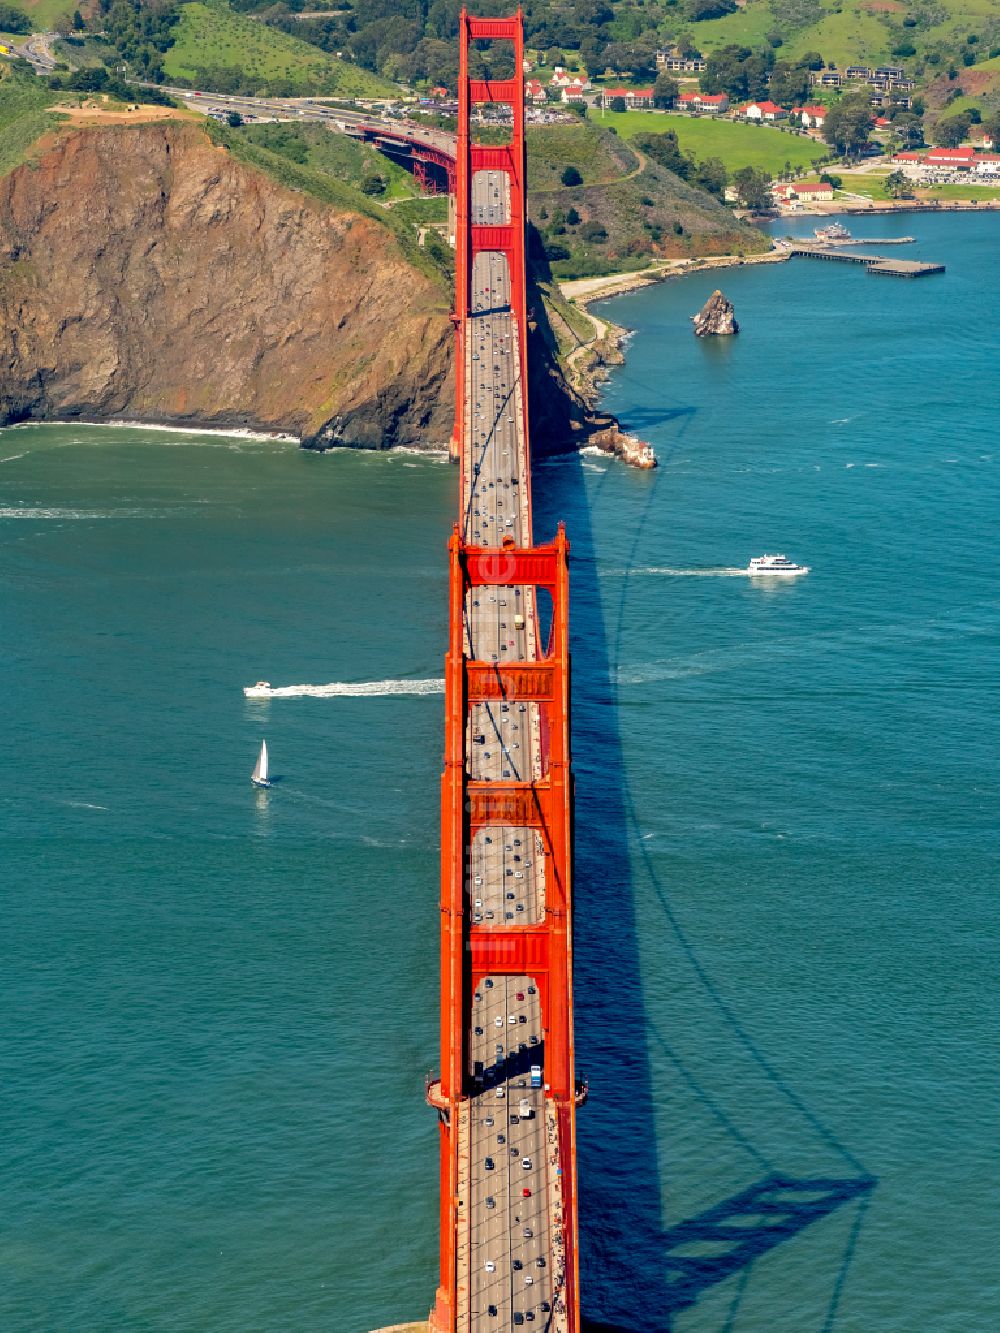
[788,246,945,277]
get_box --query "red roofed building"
[740,100,788,122]
[677,91,729,113]
[560,77,591,103]
[974,152,1000,176]
[793,181,835,200]
[925,145,976,168]
[525,79,547,105]
[793,104,827,128]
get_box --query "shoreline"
[560,248,788,310]
[561,194,998,311]
[557,200,990,440]
[1,419,452,458]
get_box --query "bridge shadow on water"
[532,446,876,1333]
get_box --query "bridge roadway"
[456,171,568,1331]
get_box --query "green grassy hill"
[7,0,77,31]
[163,1,395,98]
[599,110,829,173]
[0,63,58,176]
[525,120,767,280]
[683,0,999,82]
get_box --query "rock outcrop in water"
[692,289,739,337]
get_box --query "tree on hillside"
[634,130,688,177]
[768,60,811,107]
[822,94,872,157]
[601,41,657,80]
[691,155,727,196]
[653,72,679,108]
[892,112,925,148]
[561,165,583,186]
[982,111,1000,144]
[732,166,772,209]
[688,0,737,19]
[702,44,774,100]
[0,4,32,34]
[935,111,972,146]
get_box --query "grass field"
[923,183,1000,200]
[164,1,394,98]
[8,0,77,30]
[839,172,1000,201]
[598,110,830,173]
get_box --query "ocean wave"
[0,453,26,463]
[108,420,300,443]
[244,678,445,699]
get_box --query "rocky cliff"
[0,120,457,447]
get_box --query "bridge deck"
[454,170,567,1331]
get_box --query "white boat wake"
[630,566,749,577]
[244,678,445,699]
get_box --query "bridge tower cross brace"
[450,8,529,462]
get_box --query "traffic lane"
[468,979,551,1321]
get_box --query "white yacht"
[244,680,272,698]
[250,739,271,788]
[747,553,810,577]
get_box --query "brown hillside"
[0,121,454,447]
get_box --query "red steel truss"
[428,10,580,1332]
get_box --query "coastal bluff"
[0,118,613,452]
[0,120,456,448]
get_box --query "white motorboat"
[250,739,271,787]
[747,553,810,577]
[244,680,272,698]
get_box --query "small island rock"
[692,289,739,337]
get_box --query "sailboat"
[250,739,271,788]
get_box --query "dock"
[788,245,944,277]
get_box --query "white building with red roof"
[677,91,729,113]
[524,79,547,105]
[792,104,827,128]
[559,77,591,103]
[740,100,788,122]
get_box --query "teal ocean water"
[2,210,998,1331]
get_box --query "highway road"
[458,170,567,1332]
